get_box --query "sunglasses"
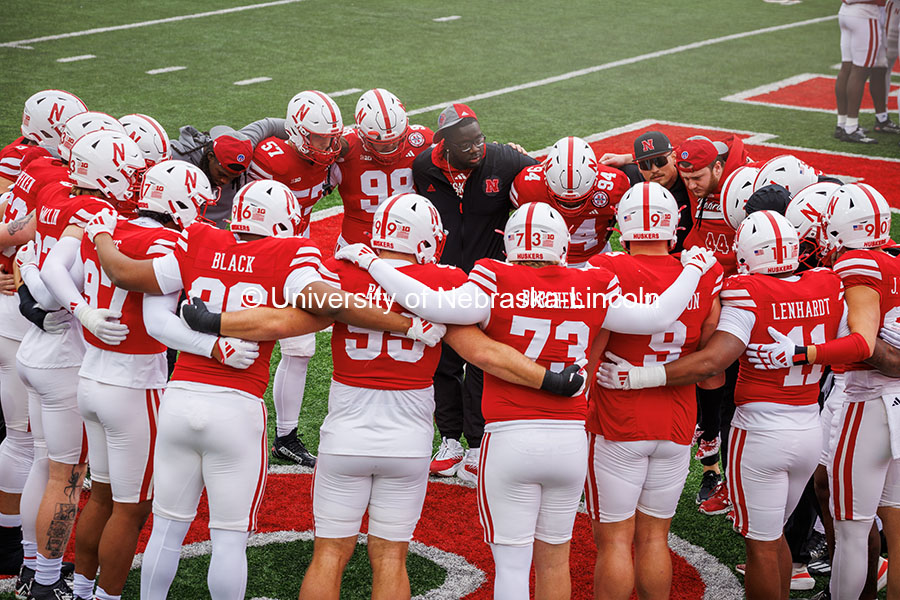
[637,153,671,171]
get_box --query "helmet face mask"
[285,91,344,166]
[370,193,446,264]
[734,210,800,275]
[504,202,570,265]
[230,180,301,239]
[355,88,409,165]
[543,137,598,217]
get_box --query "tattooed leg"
[35,461,86,560]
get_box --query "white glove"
[73,303,129,345]
[595,351,667,390]
[42,310,72,335]
[680,246,717,275]
[215,337,259,369]
[879,323,900,349]
[84,208,118,242]
[15,241,37,272]
[405,316,446,347]
[746,326,804,370]
[335,243,379,271]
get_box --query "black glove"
[180,297,222,335]
[17,283,51,331]
[540,364,584,397]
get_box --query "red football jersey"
[510,164,629,265]
[168,223,323,398]
[80,220,180,353]
[320,257,467,390]
[468,259,617,423]
[333,126,434,245]
[35,182,113,268]
[11,155,68,215]
[248,137,330,234]
[833,249,900,372]
[0,136,33,182]
[721,268,844,406]
[586,253,724,444]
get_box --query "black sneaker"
[809,588,831,600]
[808,556,831,576]
[834,125,846,140]
[696,470,722,504]
[272,427,317,467]
[806,530,827,562]
[874,118,900,134]
[27,577,72,600]
[841,128,878,144]
[15,565,34,600]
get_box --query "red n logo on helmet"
[49,103,64,124]
[641,139,654,153]
[111,142,125,167]
[184,169,197,191]
[296,105,310,123]
[799,204,820,224]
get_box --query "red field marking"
[723,73,899,113]
[577,121,900,210]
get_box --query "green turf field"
[3,0,900,597]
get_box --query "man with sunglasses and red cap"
[599,131,693,253]
[412,103,537,483]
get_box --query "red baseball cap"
[674,139,718,173]
[212,135,253,175]
[433,103,478,142]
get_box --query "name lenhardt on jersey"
[153,223,323,399]
[468,259,618,423]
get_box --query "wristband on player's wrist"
[792,346,809,366]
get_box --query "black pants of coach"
[433,344,485,449]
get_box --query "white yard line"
[0,0,307,48]
[406,15,837,116]
[146,66,186,75]
[56,54,95,62]
[433,15,461,22]
[234,76,272,86]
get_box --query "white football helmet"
[59,111,125,162]
[504,202,570,265]
[785,182,840,241]
[120,114,170,167]
[355,88,409,165]
[285,90,343,165]
[721,166,760,230]
[138,160,215,229]
[818,183,891,259]
[68,130,144,202]
[230,180,301,238]
[617,181,679,247]
[734,210,800,275]
[371,193,446,264]
[543,136,599,216]
[753,155,818,196]
[21,90,87,147]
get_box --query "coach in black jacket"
[412,104,536,475]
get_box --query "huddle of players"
[0,86,897,600]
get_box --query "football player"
[596,210,847,600]
[510,136,630,267]
[587,182,724,600]
[747,183,900,600]
[18,130,143,600]
[39,160,219,600]
[247,90,344,468]
[336,203,716,599]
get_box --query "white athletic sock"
[140,516,191,600]
[34,552,62,585]
[490,543,533,600]
[831,518,872,600]
[0,512,21,528]
[837,114,847,128]
[273,355,310,438]
[876,112,888,122]
[72,573,94,598]
[207,528,250,600]
[845,117,859,133]
[22,540,37,569]
[94,584,120,600]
